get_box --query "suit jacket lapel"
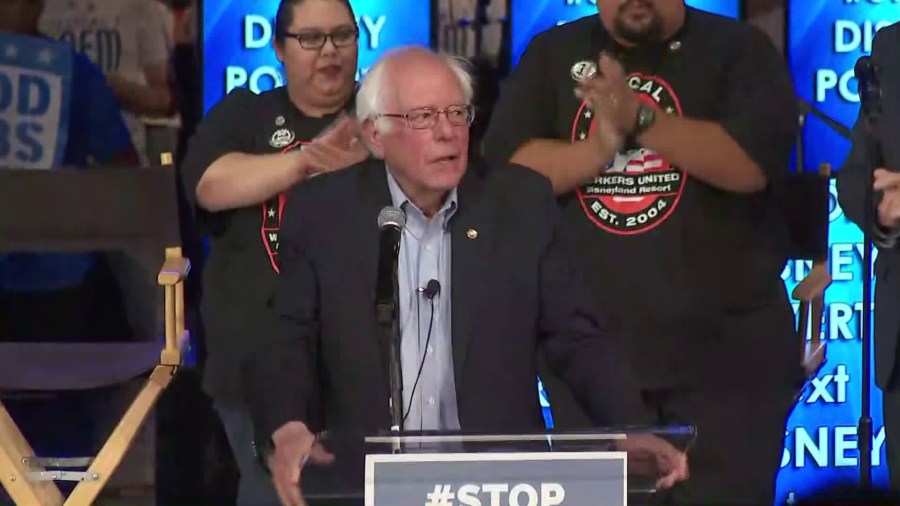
[354,160,394,409]
[354,160,393,293]
[450,164,493,386]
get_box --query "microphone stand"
[375,243,404,454]
[797,98,854,140]
[795,85,876,487]
[794,98,852,174]
[857,62,883,490]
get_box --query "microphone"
[854,55,872,79]
[855,56,882,119]
[374,206,406,434]
[423,279,441,300]
[375,206,405,314]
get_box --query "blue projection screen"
[201,0,431,112]
[510,0,742,67]
[778,2,899,504]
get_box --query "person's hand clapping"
[575,53,641,136]
[569,52,632,171]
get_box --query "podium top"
[362,425,694,444]
[294,426,695,505]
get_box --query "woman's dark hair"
[274,0,356,46]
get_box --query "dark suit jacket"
[836,22,900,389]
[246,159,650,441]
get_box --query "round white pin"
[570,61,598,82]
[269,128,296,148]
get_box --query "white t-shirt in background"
[40,0,172,165]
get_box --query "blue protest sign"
[0,32,72,170]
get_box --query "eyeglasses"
[378,105,476,130]
[280,26,359,50]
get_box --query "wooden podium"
[0,157,190,506]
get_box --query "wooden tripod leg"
[64,366,175,506]
[804,295,826,375]
[797,301,810,358]
[0,400,64,506]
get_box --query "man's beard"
[612,1,664,45]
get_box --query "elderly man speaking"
[245,46,689,506]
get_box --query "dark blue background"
[202,0,431,112]
[509,0,742,67]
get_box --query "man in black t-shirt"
[179,0,367,503]
[483,1,801,504]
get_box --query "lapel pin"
[467,229,478,239]
[570,60,598,83]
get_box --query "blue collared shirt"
[386,169,461,431]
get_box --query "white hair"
[355,46,474,133]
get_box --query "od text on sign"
[0,32,71,170]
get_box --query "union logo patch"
[572,73,687,235]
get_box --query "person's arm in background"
[180,89,368,213]
[481,32,622,194]
[836,109,891,241]
[104,0,173,118]
[578,25,796,195]
[836,25,898,248]
[641,27,798,194]
[179,88,302,213]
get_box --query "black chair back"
[0,167,179,253]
